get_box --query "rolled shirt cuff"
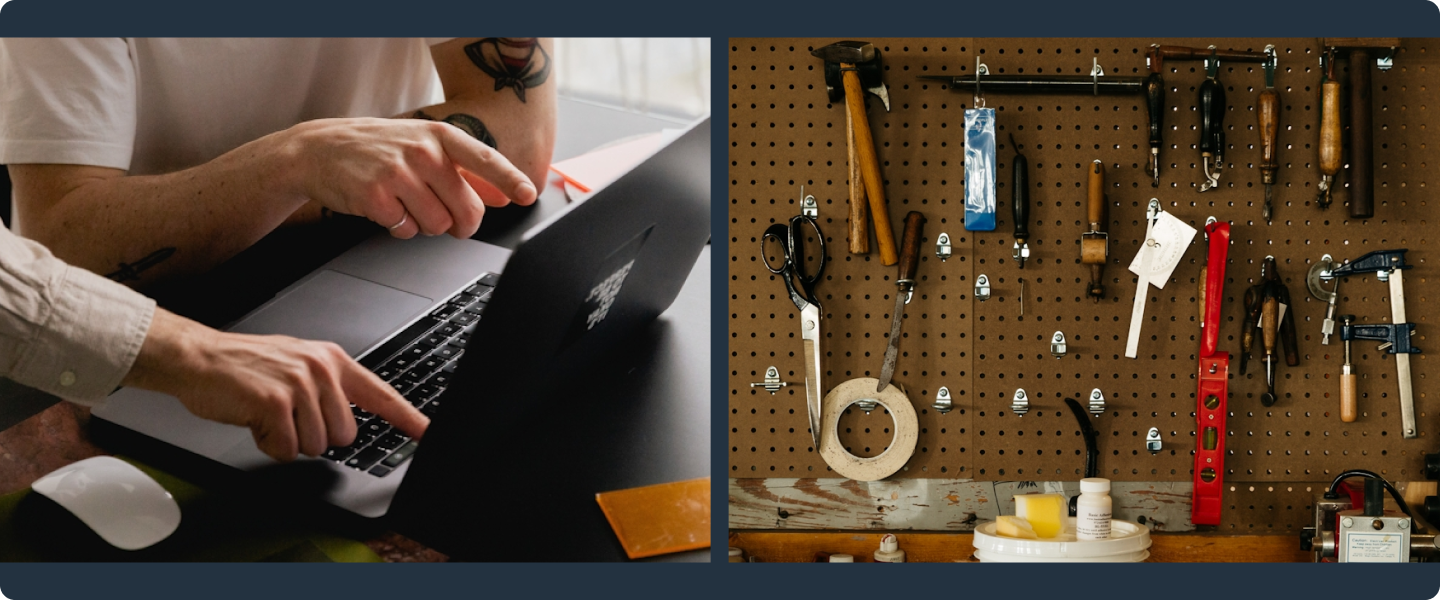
[10,264,155,405]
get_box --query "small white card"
[1127,212,1198,290]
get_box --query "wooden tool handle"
[1278,287,1300,367]
[1319,81,1343,175]
[896,211,925,283]
[842,66,898,265]
[1340,372,1358,422]
[1262,296,1278,354]
[1348,50,1375,219]
[1087,161,1105,227]
[845,100,869,254]
[1199,79,1223,154]
[1198,266,1207,325]
[1258,89,1279,177]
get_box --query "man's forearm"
[421,38,558,190]
[11,130,307,286]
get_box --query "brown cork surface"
[729,38,1438,485]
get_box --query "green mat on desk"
[0,457,381,562]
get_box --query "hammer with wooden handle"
[813,41,897,265]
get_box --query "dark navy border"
[0,0,1437,597]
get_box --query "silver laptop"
[92,116,710,520]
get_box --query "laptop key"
[479,273,499,287]
[429,304,460,320]
[368,465,393,477]
[420,333,447,347]
[449,312,477,326]
[381,440,420,468]
[362,420,391,438]
[434,346,460,360]
[389,380,417,395]
[346,447,388,470]
[323,446,357,461]
[447,337,468,350]
[435,323,461,337]
[411,384,440,401]
[359,316,442,370]
[374,432,408,451]
[420,398,442,416]
[452,293,479,307]
[426,372,452,387]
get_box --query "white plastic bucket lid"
[973,517,1151,562]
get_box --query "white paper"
[1127,212,1198,290]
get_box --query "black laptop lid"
[390,118,710,558]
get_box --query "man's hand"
[283,117,538,240]
[124,308,428,462]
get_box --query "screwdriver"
[1261,291,1279,407]
[1257,46,1279,223]
[1011,134,1030,268]
[1339,314,1358,422]
[1143,67,1164,187]
[1316,49,1341,210]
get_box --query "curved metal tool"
[1307,254,1340,345]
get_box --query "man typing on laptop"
[0,223,427,460]
[0,38,555,287]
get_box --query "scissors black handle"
[760,216,826,310]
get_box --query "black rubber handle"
[1012,142,1029,240]
[1145,73,1165,150]
[1199,78,1225,154]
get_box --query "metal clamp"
[1088,388,1105,416]
[936,233,952,262]
[974,274,991,301]
[1146,427,1163,453]
[1051,331,1067,358]
[1011,388,1029,415]
[800,187,818,218]
[749,366,790,394]
[855,397,879,413]
[933,386,954,414]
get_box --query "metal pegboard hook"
[974,56,988,108]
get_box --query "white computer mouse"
[30,456,181,550]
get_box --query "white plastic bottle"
[873,533,906,563]
[1076,477,1112,541]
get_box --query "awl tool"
[1326,249,1420,438]
[1257,45,1279,222]
[1081,160,1108,301]
[813,41,897,264]
[1193,219,1231,526]
[1010,134,1031,268]
[1316,49,1341,210]
[877,211,925,392]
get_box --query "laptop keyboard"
[320,272,499,477]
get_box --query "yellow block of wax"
[995,516,1038,539]
[1014,493,1066,538]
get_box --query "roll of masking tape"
[819,378,919,481]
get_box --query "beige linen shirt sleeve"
[0,225,155,405]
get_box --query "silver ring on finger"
[388,212,409,231]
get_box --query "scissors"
[762,214,826,450]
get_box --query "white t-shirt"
[0,38,447,176]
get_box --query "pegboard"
[729,38,1437,489]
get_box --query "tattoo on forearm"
[106,247,176,282]
[464,38,550,103]
[413,109,498,149]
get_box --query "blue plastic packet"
[964,107,997,231]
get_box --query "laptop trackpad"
[228,270,433,356]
